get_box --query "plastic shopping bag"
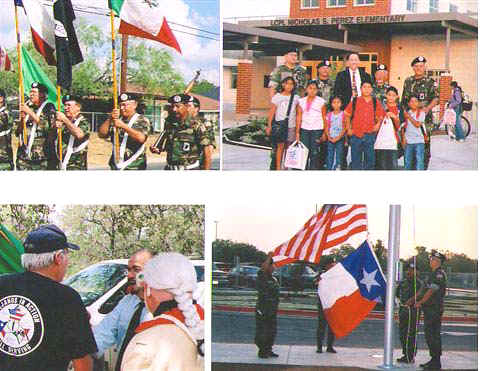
[284,141,309,170]
[442,108,457,139]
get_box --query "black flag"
[54,0,83,90]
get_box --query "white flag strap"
[24,101,48,159]
[56,115,89,170]
[113,113,144,170]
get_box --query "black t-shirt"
[0,271,97,371]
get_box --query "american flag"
[9,306,25,321]
[272,204,368,267]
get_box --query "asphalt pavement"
[222,133,478,170]
[212,311,478,370]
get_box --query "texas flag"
[318,240,386,338]
[109,0,182,54]
[15,0,56,66]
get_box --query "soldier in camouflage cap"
[268,47,307,98]
[0,89,13,170]
[395,259,423,364]
[401,56,439,169]
[54,95,90,170]
[15,82,56,170]
[372,64,391,109]
[188,95,214,170]
[162,94,210,170]
[98,93,150,170]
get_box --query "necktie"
[352,70,358,98]
[115,301,145,371]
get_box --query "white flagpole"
[380,205,401,369]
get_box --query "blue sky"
[0,0,220,85]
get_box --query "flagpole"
[110,9,120,164]
[14,4,26,146]
[380,205,401,369]
[56,85,62,163]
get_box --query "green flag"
[21,45,59,105]
[0,224,24,274]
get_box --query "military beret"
[31,82,48,94]
[168,94,191,105]
[0,89,5,98]
[62,94,81,104]
[317,60,331,69]
[189,96,200,107]
[119,93,138,102]
[285,47,299,55]
[411,56,427,66]
[430,250,446,263]
[376,64,387,71]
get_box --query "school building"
[223,0,477,121]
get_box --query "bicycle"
[431,104,471,139]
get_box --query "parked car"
[212,262,229,287]
[64,258,205,371]
[274,264,318,290]
[227,265,260,288]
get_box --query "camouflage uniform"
[0,105,13,170]
[255,269,280,357]
[269,64,307,96]
[315,78,335,103]
[56,115,90,170]
[198,117,216,169]
[395,270,423,362]
[401,76,438,169]
[16,101,56,171]
[165,116,210,170]
[108,114,150,170]
[373,83,391,110]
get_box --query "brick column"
[236,60,253,115]
[439,74,452,118]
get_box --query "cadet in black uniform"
[396,260,423,364]
[0,224,97,371]
[315,256,336,354]
[415,250,447,370]
[255,253,280,358]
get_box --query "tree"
[60,205,204,273]
[213,239,267,266]
[191,79,216,95]
[0,205,54,240]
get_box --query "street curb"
[214,305,477,323]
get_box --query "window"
[355,0,375,5]
[327,0,346,7]
[449,4,458,12]
[231,66,237,89]
[302,0,319,8]
[407,0,417,12]
[429,0,439,12]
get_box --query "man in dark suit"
[333,53,372,169]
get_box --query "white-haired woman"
[121,252,204,371]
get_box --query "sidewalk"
[212,343,477,370]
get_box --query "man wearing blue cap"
[0,224,97,371]
[0,89,13,170]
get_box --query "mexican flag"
[0,224,24,274]
[109,0,182,54]
[21,46,59,105]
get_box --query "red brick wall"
[236,62,253,115]
[290,0,391,18]
[439,75,452,119]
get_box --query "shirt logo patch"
[0,296,44,357]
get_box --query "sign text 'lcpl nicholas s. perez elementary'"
[270,14,407,27]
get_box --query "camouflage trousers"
[0,161,13,170]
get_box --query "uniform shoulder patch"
[0,295,44,357]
